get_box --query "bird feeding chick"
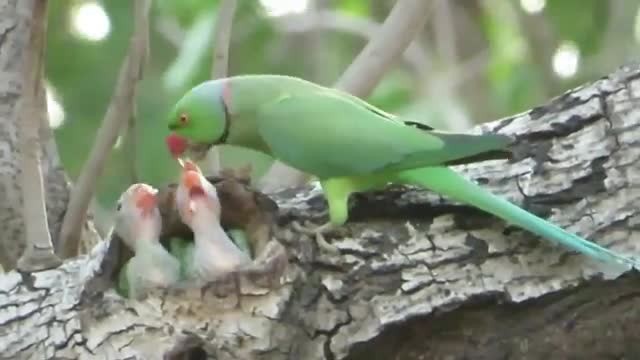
[114,183,181,300]
[174,160,252,283]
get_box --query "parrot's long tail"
[395,166,640,270]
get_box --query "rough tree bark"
[0,0,99,273]
[3,61,640,359]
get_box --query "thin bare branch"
[57,0,151,258]
[258,0,433,193]
[16,0,62,271]
[306,0,330,82]
[334,0,432,95]
[211,0,237,79]
[276,9,431,81]
[433,0,458,65]
[123,113,139,184]
[204,0,238,176]
[155,16,185,49]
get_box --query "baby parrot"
[174,160,252,282]
[164,74,640,270]
[114,183,181,299]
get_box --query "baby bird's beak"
[183,170,206,198]
[134,185,158,217]
[182,159,202,174]
[180,169,207,215]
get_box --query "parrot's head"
[166,79,230,159]
[114,183,162,249]
[175,159,222,229]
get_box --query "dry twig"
[57,0,151,258]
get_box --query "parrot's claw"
[291,220,340,255]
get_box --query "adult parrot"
[164,74,639,270]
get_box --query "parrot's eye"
[179,113,189,125]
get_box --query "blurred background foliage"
[45,0,640,232]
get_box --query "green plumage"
[116,261,130,298]
[167,74,640,270]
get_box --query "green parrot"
[164,74,639,269]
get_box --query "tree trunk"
[0,0,99,272]
[3,61,640,358]
[0,0,65,271]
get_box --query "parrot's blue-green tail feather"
[395,167,640,270]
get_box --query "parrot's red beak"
[134,185,157,216]
[166,133,188,158]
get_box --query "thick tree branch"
[204,0,238,176]
[0,0,81,271]
[258,0,433,193]
[57,0,151,259]
[4,61,640,359]
[16,0,62,271]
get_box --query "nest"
[91,167,289,299]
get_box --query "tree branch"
[333,0,432,95]
[211,0,237,80]
[433,0,458,66]
[15,0,62,271]
[3,62,640,359]
[275,9,431,81]
[258,0,433,193]
[204,0,238,176]
[57,0,151,259]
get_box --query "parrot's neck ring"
[215,96,231,145]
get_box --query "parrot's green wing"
[168,236,193,279]
[255,91,512,179]
[227,228,252,258]
[116,261,130,298]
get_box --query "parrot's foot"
[291,220,340,255]
[17,246,62,272]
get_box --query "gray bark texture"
[4,61,640,358]
[0,0,99,272]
